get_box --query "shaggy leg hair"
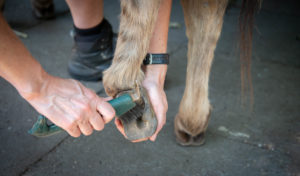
[103,0,161,97]
[174,0,228,146]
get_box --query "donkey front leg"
[103,0,161,141]
[174,0,228,146]
[103,0,161,96]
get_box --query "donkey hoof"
[175,130,206,146]
[192,132,206,146]
[117,88,157,141]
[174,115,207,146]
[175,129,192,146]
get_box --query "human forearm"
[148,0,171,54]
[0,14,115,137]
[0,13,47,98]
[144,0,171,141]
[145,0,171,86]
[143,65,167,88]
[143,0,170,85]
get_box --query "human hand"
[21,74,115,137]
[114,65,168,142]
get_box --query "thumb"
[96,97,115,123]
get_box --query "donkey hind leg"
[175,0,228,146]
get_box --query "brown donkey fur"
[175,0,228,146]
[103,0,259,146]
[103,0,161,96]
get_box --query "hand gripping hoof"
[116,88,157,141]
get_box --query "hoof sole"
[117,88,157,141]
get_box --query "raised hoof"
[117,88,157,141]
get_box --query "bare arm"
[0,14,46,97]
[143,0,171,141]
[0,13,115,137]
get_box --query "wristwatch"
[143,53,169,65]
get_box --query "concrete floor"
[0,0,299,176]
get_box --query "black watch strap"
[143,53,169,65]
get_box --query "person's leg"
[66,0,103,29]
[66,0,114,81]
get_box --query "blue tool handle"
[28,93,136,137]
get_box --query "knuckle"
[97,121,105,130]
[85,90,96,99]
[65,123,81,138]
[95,124,104,131]
[74,114,86,124]
[83,130,93,136]
[66,121,76,130]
